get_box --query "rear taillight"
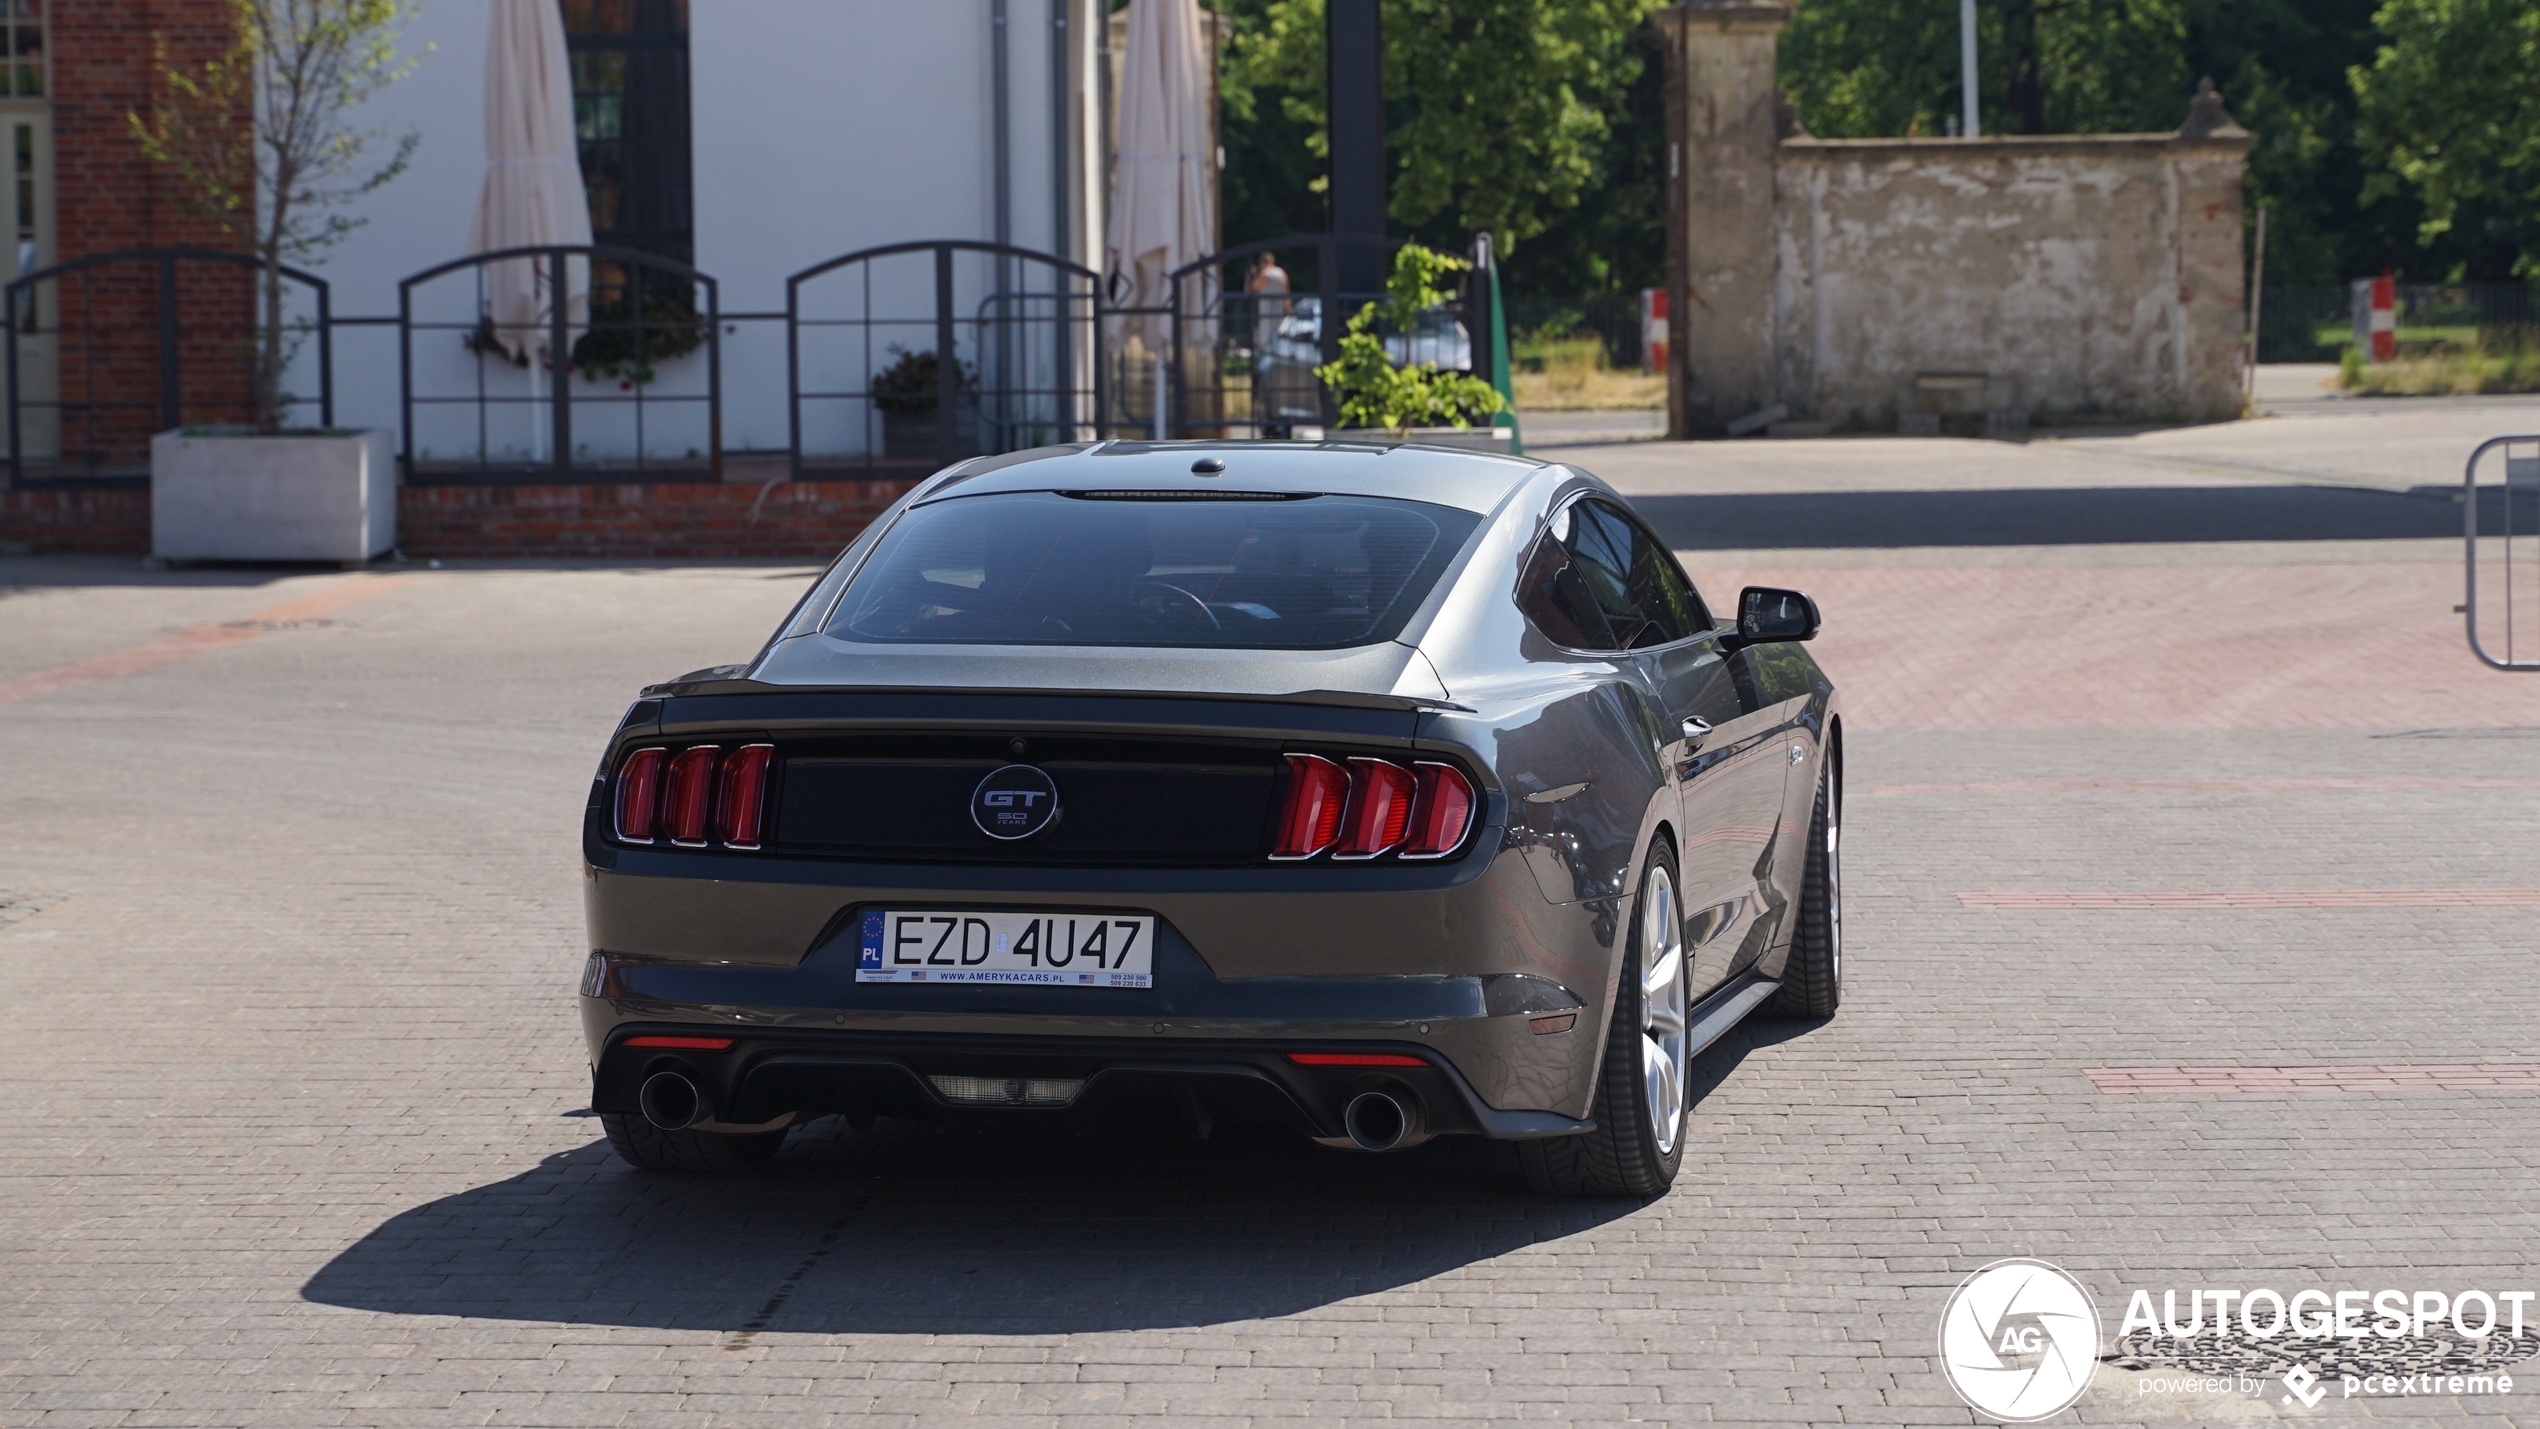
[614,742,778,850]
[1401,762,1477,859]
[663,746,719,845]
[714,744,775,849]
[1271,753,1349,859]
[1335,757,1416,858]
[1270,754,1477,861]
[613,747,665,842]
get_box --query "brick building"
[1,1,1117,556]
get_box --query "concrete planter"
[151,428,396,564]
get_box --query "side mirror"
[1737,586,1820,644]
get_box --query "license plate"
[856,909,1156,988]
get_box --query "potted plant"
[131,0,417,564]
[1315,244,1508,450]
[871,346,982,460]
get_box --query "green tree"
[2353,0,2540,277]
[132,0,419,431]
[1780,0,2190,140]
[1220,0,1659,262]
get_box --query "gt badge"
[971,764,1060,841]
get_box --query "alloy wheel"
[1640,865,1690,1155]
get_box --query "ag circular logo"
[1939,1258,2101,1422]
[971,764,1059,841]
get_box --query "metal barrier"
[5,248,332,482]
[399,244,720,482]
[2465,436,2540,670]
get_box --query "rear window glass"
[826,490,1481,649]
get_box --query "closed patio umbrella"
[468,0,591,365]
[1107,0,1215,364]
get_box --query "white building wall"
[304,0,1088,463]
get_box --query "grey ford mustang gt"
[579,440,1841,1195]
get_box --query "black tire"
[599,1112,789,1171]
[1520,840,1689,1197]
[1772,769,1841,1018]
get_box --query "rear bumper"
[590,1023,1593,1143]
[578,839,1624,1121]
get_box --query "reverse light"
[613,747,665,842]
[1334,758,1416,858]
[1271,753,1350,859]
[714,744,775,849]
[663,745,720,846]
[1287,1052,1426,1067]
[1401,762,1477,859]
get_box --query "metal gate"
[4,248,332,482]
[1156,233,1493,441]
[2464,435,2540,670]
[788,240,1103,477]
[399,244,720,482]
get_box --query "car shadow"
[299,1117,1651,1335]
[1630,483,2507,549]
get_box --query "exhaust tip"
[1343,1089,1416,1152]
[639,1070,707,1130]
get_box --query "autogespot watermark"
[1939,1260,2536,1421]
[1939,1260,2103,1422]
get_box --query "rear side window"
[1517,497,1707,651]
[826,491,1481,649]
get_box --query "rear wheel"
[1772,769,1841,1018]
[599,1112,789,1171]
[1520,841,1689,1197]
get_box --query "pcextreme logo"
[1938,1259,2102,1422]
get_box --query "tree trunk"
[260,248,284,434]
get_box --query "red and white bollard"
[1642,288,1669,373]
[2352,272,2396,363]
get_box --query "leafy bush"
[1315,244,1505,431]
[571,285,707,385]
[2339,331,2540,394]
[871,346,976,416]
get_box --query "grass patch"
[2340,333,2540,394]
[1511,331,1664,411]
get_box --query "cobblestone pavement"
[4,413,2538,1427]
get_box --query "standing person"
[1246,251,1291,355]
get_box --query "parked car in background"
[1251,296,1476,427]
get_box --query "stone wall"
[1656,1,2253,436]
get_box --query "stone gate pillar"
[1653,0,1790,438]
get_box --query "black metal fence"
[788,240,1102,477]
[400,244,720,482]
[2259,282,2540,363]
[1154,232,1497,440]
[1502,292,1646,372]
[3,234,1502,488]
[5,248,332,483]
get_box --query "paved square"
[4,402,2538,1426]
